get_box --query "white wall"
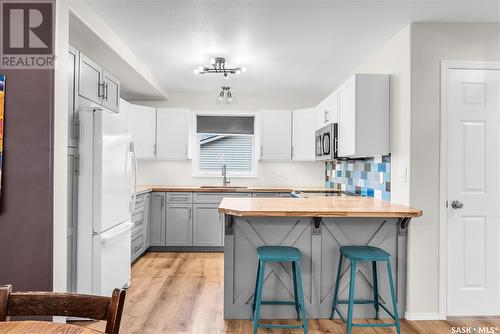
[408,23,500,317]
[133,91,326,187]
[137,160,324,187]
[354,24,411,206]
[133,91,326,111]
[53,0,70,293]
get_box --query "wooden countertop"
[218,197,422,218]
[135,185,340,194]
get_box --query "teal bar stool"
[252,246,308,334]
[330,246,401,334]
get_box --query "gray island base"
[223,215,410,320]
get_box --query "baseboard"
[405,312,442,321]
[148,246,224,252]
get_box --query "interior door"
[446,67,500,316]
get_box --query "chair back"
[0,285,126,334]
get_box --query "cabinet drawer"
[193,192,251,204]
[167,192,192,203]
[132,209,145,235]
[131,233,144,259]
[134,194,145,208]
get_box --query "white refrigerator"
[77,106,137,296]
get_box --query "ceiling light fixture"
[217,87,233,103]
[194,57,247,79]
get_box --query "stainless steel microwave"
[315,123,338,161]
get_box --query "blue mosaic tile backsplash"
[325,155,391,201]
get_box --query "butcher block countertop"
[135,185,340,194]
[218,196,423,218]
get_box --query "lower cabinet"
[165,204,193,246]
[136,191,292,255]
[150,192,165,246]
[193,204,223,247]
[131,193,151,263]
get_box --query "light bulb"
[217,96,223,102]
[227,97,233,102]
[241,66,247,72]
[198,66,204,73]
[235,69,242,75]
[210,58,216,65]
[193,68,199,74]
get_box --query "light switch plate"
[399,167,408,183]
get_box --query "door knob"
[450,200,464,209]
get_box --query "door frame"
[439,60,500,319]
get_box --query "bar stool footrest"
[332,302,397,322]
[258,324,305,329]
[353,323,398,328]
[260,301,297,306]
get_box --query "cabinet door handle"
[98,82,105,98]
[104,82,109,100]
[185,145,188,158]
[260,145,263,159]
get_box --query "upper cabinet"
[78,52,120,112]
[120,103,190,161]
[292,108,322,161]
[318,91,339,125]
[102,71,120,112]
[260,110,292,161]
[121,100,156,159]
[337,74,389,158]
[156,108,190,160]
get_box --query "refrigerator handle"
[130,141,138,213]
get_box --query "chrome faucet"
[222,163,230,187]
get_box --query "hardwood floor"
[79,252,500,333]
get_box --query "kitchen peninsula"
[219,196,422,320]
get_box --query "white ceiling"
[87,0,499,95]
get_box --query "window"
[193,114,257,177]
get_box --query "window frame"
[191,111,259,178]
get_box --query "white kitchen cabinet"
[156,108,190,160]
[121,100,156,159]
[318,91,339,125]
[260,110,292,161]
[102,70,120,112]
[337,74,389,158]
[78,53,103,105]
[78,52,121,111]
[292,108,322,161]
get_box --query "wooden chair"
[0,285,126,334]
